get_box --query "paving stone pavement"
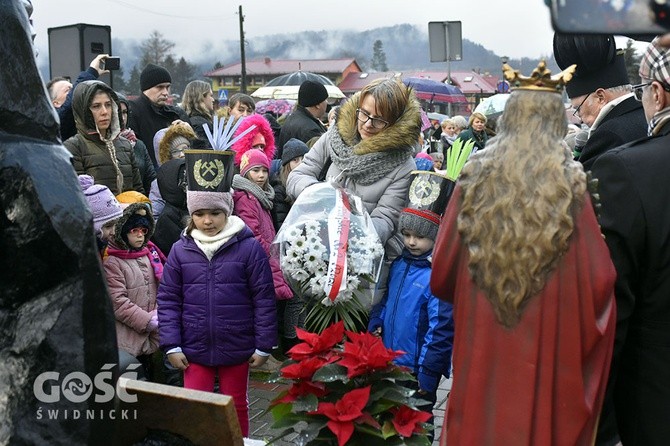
[247,371,451,445]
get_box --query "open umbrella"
[254,99,296,116]
[265,71,336,87]
[474,93,511,117]
[427,112,449,122]
[252,70,346,101]
[251,85,345,101]
[403,77,467,103]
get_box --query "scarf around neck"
[649,106,670,136]
[106,240,166,281]
[232,174,275,210]
[190,215,245,260]
[328,127,413,186]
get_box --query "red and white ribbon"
[324,188,351,301]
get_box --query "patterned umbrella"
[254,99,296,116]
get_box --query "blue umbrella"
[403,77,467,103]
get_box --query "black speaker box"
[48,23,112,88]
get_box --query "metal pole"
[239,5,247,94]
[446,22,452,116]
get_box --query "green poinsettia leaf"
[367,399,400,415]
[312,363,349,383]
[370,380,408,401]
[270,402,292,421]
[265,427,297,445]
[402,435,433,445]
[292,393,319,412]
[293,420,329,444]
[354,424,386,438]
[381,420,398,439]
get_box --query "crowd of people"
[40,29,670,444]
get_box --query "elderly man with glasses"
[553,33,647,169]
[589,35,670,446]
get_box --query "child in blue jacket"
[369,206,454,435]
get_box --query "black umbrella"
[265,71,336,87]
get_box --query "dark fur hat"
[553,33,630,98]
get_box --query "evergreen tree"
[112,65,127,94]
[624,39,641,85]
[371,40,388,72]
[139,31,175,67]
[172,57,198,98]
[127,65,141,95]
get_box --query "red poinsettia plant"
[267,322,432,446]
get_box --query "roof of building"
[205,58,361,77]
[338,71,499,95]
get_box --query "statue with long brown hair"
[431,62,617,446]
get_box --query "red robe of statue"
[431,187,616,446]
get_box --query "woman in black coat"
[182,80,215,149]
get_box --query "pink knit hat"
[239,149,270,177]
[186,191,233,216]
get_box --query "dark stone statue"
[0,1,118,444]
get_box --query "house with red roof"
[204,58,361,97]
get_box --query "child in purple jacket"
[158,187,277,437]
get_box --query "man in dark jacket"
[276,80,328,159]
[553,33,647,170]
[128,63,190,169]
[591,35,670,446]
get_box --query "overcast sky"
[32,0,558,62]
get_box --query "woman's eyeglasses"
[356,108,389,130]
[632,82,652,101]
[129,227,148,236]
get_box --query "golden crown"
[503,60,576,93]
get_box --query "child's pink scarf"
[106,241,166,281]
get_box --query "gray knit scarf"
[232,174,275,210]
[328,127,413,186]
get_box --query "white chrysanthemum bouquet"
[273,182,384,333]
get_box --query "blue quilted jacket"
[369,248,454,392]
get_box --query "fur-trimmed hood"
[231,114,276,166]
[72,80,121,143]
[336,89,422,155]
[158,123,196,165]
[112,202,155,250]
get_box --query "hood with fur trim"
[336,89,422,155]
[72,80,121,143]
[158,123,196,165]
[112,202,155,250]
[231,114,276,166]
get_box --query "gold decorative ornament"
[409,174,442,207]
[193,159,225,189]
[503,60,576,93]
